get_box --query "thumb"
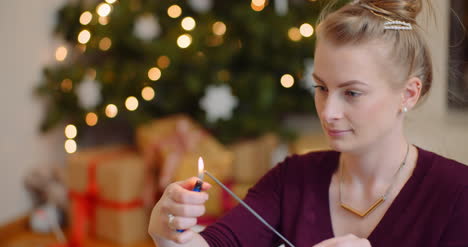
[177,177,212,191]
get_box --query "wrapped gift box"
[289,132,330,155]
[66,146,148,245]
[136,114,234,216]
[229,133,279,184]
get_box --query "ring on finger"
[168,213,175,228]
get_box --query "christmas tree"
[36,0,323,146]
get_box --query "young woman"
[148,0,468,246]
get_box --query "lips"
[325,128,352,137]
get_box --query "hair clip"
[383,20,412,30]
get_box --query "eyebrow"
[312,73,369,88]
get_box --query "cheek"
[349,96,398,129]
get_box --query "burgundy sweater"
[200,147,468,247]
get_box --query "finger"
[176,177,205,190]
[166,182,209,204]
[168,229,196,244]
[168,216,197,230]
[201,181,212,191]
[313,234,358,247]
[167,199,206,217]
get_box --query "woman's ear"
[401,77,422,110]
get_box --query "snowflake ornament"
[188,0,213,13]
[301,58,315,94]
[200,85,238,123]
[77,76,101,110]
[134,14,161,42]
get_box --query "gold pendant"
[340,196,385,217]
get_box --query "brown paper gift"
[66,146,148,245]
[289,132,330,155]
[229,133,279,184]
[136,114,233,189]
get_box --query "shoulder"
[418,147,468,188]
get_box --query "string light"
[65,124,77,139]
[281,74,295,88]
[99,37,112,51]
[105,0,117,4]
[167,5,182,18]
[85,112,98,126]
[98,16,109,25]
[177,34,192,48]
[141,86,155,101]
[251,0,266,11]
[288,27,301,41]
[148,67,162,81]
[125,96,139,111]
[61,79,73,92]
[157,56,170,69]
[55,46,68,61]
[97,3,112,17]
[212,21,227,36]
[105,104,118,118]
[78,30,91,44]
[65,139,77,154]
[79,11,93,25]
[299,23,314,37]
[181,17,196,31]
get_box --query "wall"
[0,0,66,225]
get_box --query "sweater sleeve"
[200,158,287,247]
[439,186,468,247]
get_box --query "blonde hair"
[316,0,433,101]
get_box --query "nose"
[318,94,343,123]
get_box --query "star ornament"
[200,85,238,123]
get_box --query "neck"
[339,128,411,187]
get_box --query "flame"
[198,157,204,180]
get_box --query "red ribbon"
[68,147,141,247]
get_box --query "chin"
[326,138,355,153]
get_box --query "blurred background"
[0,0,467,246]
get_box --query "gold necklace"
[339,144,410,217]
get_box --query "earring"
[402,107,408,113]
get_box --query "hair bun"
[358,0,423,22]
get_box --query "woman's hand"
[313,234,371,247]
[148,177,211,244]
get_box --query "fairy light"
[78,30,91,44]
[98,16,109,25]
[141,86,155,101]
[181,17,196,31]
[251,0,266,11]
[55,46,67,61]
[167,5,182,18]
[105,0,117,4]
[61,79,73,92]
[85,112,98,126]
[212,21,227,36]
[65,139,77,154]
[281,74,295,88]
[299,23,314,37]
[157,56,170,69]
[148,67,162,81]
[79,11,93,25]
[99,37,112,51]
[97,3,112,17]
[65,124,77,139]
[177,34,192,48]
[288,27,301,41]
[105,104,118,118]
[125,96,139,111]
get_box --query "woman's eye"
[313,85,327,92]
[345,90,362,97]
